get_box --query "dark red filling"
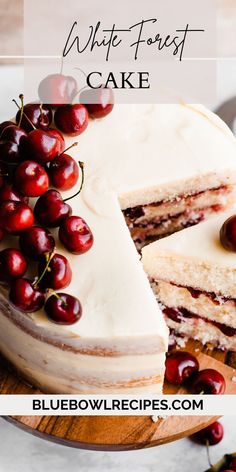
[163,306,236,337]
[170,282,235,306]
[123,185,228,222]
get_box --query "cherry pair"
[165,351,226,394]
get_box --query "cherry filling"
[170,282,235,306]
[163,306,236,337]
[123,184,228,224]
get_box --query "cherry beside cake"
[0,99,236,394]
[142,211,236,351]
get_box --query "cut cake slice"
[142,211,236,351]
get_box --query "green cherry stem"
[60,141,78,156]
[64,161,84,202]
[17,94,24,128]
[33,251,54,287]
[47,288,67,308]
[206,440,213,468]
[13,95,36,130]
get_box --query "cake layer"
[142,211,236,298]
[124,185,236,247]
[126,206,224,249]
[155,281,236,329]
[124,185,233,226]
[0,293,165,394]
[166,312,236,351]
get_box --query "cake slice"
[121,104,236,249]
[142,211,236,351]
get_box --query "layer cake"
[1,103,236,393]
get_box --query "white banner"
[0,395,236,416]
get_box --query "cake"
[1,103,236,394]
[142,211,236,351]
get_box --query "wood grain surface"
[0,339,236,451]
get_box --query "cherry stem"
[64,161,85,202]
[60,141,78,156]
[47,288,67,307]
[33,251,54,287]
[17,94,24,128]
[206,440,213,468]
[13,95,36,130]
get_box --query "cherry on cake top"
[220,215,236,252]
[0,89,114,324]
[15,103,53,132]
[34,189,72,228]
[0,124,27,164]
[38,253,72,290]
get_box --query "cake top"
[79,103,236,209]
[2,103,236,343]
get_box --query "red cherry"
[0,125,27,164]
[0,162,8,188]
[80,86,114,118]
[25,129,61,164]
[16,103,52,132]
[228,458,236,471]
[38,74,77,106]
[54,104,88,136]
[19,226,55,260]
[0,121,15,135]
[59,216,94,254]
[0,183,28,204]
[220,215,236,251]
[0,201,34,234]
[165,351,199,385]
[45,293,82,325]
[38,253,72,290]
[193,421,224,445]
[47,129,65,153]
[9,278,45,312]
[14,160,49,197]
[49,154,79,190]
[34,190,72,227]
[0,248,27,281]
[0,228,5,242]
[192,369,226,394]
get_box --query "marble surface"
[0,65,235,471]
[0,417,235,472]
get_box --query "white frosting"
[2,104,236,346]
[143,210,236,268]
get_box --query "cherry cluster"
[165,351,226,394]
[0,81,114,325]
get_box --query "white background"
[0,64,236,471]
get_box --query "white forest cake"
[142,211,236,351]
[1,103,236,394]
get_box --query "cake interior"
[123,184,235,250]
[151,280,236,351]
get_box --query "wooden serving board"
[0,340,236,451]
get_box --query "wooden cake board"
[0,339,236,451]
